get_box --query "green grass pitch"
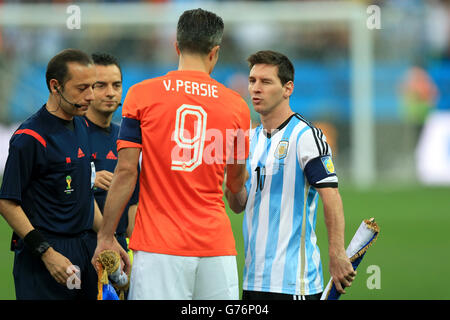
[1,185,449,299]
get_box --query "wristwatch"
[35,241,51,257]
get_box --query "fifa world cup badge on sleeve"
[321,155,335,175]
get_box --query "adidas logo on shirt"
[77,148,85,158]
[106,150,117,160]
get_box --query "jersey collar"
[263,113,296,139]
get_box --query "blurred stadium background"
[0,0,449,300]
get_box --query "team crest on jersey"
[321,156,336,174]
[274,140,289,160]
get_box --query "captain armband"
[304,155,338,188]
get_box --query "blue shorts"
[12,230,98,300]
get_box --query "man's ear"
[209,45,220,61]
[283,81,294,98]
[50,79,59,94]
[174,41,181,56]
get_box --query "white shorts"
[128,251,239,300]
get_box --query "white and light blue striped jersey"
[243,113,338,296]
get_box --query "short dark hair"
[46,48,93,92]
[176,8,224,55]
[91,52,122,80]
[247,50,295,86]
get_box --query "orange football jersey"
[118,70,250,256]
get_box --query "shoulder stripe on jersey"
[295,114,322,155]
[318,127,330,155]
[320,128,329,155]
[14,129,46,148]
[314,127,324,155]
[324,132,329,155]
[317,128,327,156]
[294,114,330,156]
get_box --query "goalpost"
[0,1,375,188]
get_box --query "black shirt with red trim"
[84,116,139,235]
[0,105,95,235]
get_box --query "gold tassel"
[97,263,104,300]
[350,219,380,262]
[97,250,129,300]
[364,218,380,233]
[99,250,120,274]
[100,268,109,284]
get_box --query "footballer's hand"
[329,251,356,294]
[92,235,131,276]
[41,247,79,286]
[117,241,132,276]
[225,186,248,214]
[94,170,114,191]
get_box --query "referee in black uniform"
[0,49,103,299]
[84,52,139,253]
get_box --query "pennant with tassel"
[321,218,380,300]
[96,250,129,300]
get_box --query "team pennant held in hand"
[321,218,380,300]
[96,250,129,300]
